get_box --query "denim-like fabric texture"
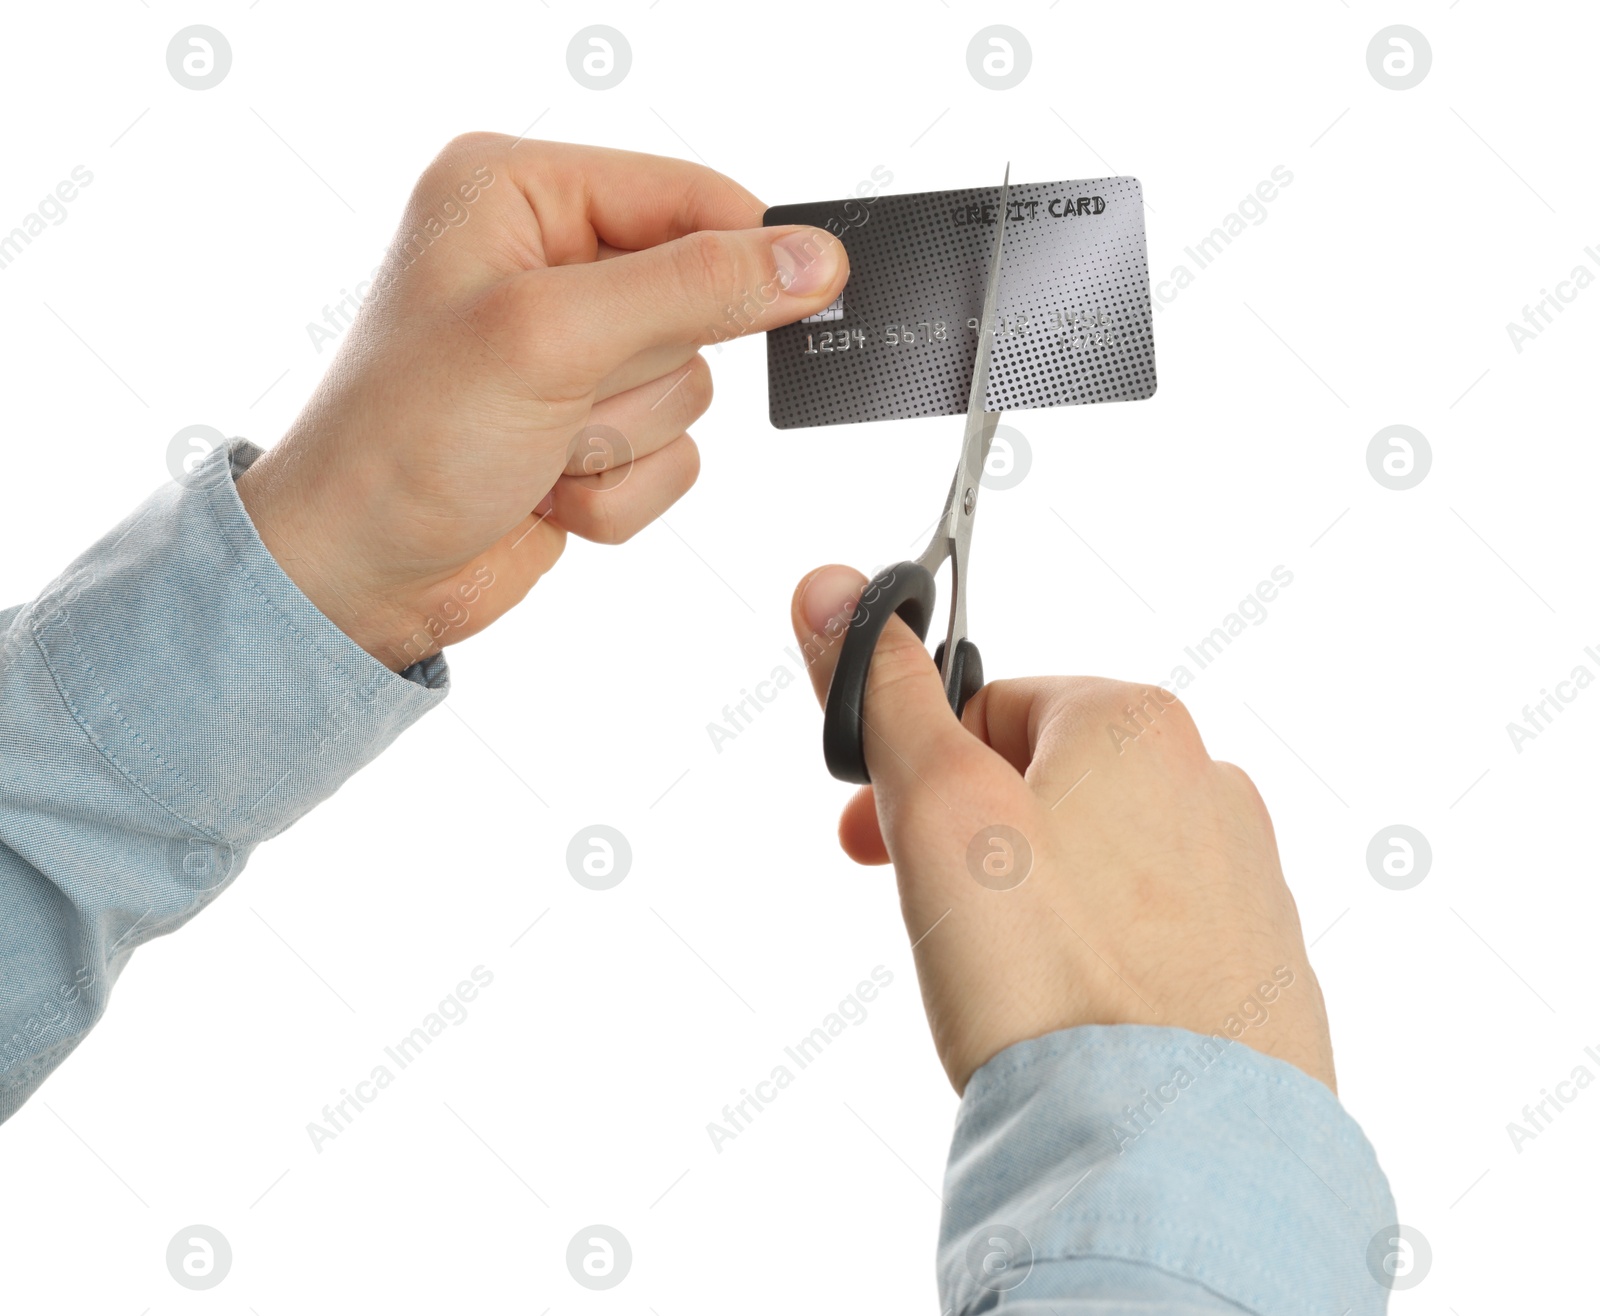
[0,440,446,1120]
[939,1024,1397,1314]
[0,442,1394,1313]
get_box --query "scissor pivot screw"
[962,487,976,515]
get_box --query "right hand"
[791,564,1336,1095]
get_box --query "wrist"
[235,450,425,672]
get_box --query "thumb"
[543,224,848,378]
[791,565,971,796]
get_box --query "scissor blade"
[932,166,1010,689]
[941,164,1010,552]
[964,163,1010,427]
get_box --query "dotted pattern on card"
[764,177,1156,429]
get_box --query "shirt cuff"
[938,1024,1397,1315]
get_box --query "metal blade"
[943,164,1010,547]
[932,163,1010,692]
[965,162,1011,430]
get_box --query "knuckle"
[435,131,505,169]
[676,355,714,419]
[577,488,628,545]
[1087,679,1208,760]
[1215,760,1271,817]
[681,230,746,301]
[1075,677,1152,724]
[1213,759,1255,792]
[674,432,703,488]
[409,132,506,230]
[1140,691,1207,759]
[1144,686,1192,725]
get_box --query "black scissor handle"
[933,637,985,720]
[822,564,986,784]
[823,562,935,784]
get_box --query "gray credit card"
[764,177,1156,429]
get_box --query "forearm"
[939,1025,1396,1315]
[0,440,446,1119]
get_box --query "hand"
[238,135,847,670]
[791,565,1335,1094]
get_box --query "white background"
[1,1,1595,1311]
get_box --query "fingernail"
[773,229,841,296]
[801,565,864,633]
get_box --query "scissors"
[822,164,1012,784]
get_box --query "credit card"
[764,177,1156,429]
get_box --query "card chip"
[801,293,843,323]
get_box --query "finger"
[789,563,975,796]
[475,513,568,617]
[593,343,700,402]
[547,432,700,545]
[790,564,870,705]
[839,786,891,865]
[505,137,767,256]
[970,676,1198,804]
[514,223,847,380]
[789,569,894,860]
[569,355,712,476]
[420,135,767,270]
[960,677,1064,776]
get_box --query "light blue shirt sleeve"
[0,439,446,1120]
[938,1024,1397,1314]
[1,439,1395,1314]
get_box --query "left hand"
[237,134,847,669]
